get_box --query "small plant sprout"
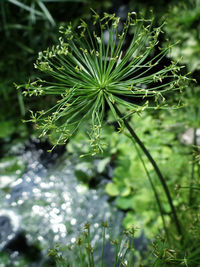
[48,223,139,267]
[21,11,189,237]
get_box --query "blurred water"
[0,138,123,264]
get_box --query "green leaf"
[105,182,119,196]
[116,196,134,210]
[8,0,43,16]
[122,212,135,229]
[37,1,55,26]
[120,187,131,197]
[97,157,110,173]
[75,162,94,183]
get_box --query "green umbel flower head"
[20,11,188,153]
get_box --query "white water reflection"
[0,140,123,255]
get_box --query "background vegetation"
[0,0,200,266]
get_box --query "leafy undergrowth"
[65,109,200,266]
[48,221,200,267]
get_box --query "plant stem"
[101,226,106,267]
[189,127,197,206]
[128,133,168,237]
[113,104,182,237]
[114,243,119,267]
[181,186,200,190]
[17,89,26,117]
[86,228,92,267]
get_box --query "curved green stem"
[113,104,182,237]
[129,134,168,237]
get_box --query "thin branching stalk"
[126,131,168,237]
[113,104,182,237]
[84,224,93,267]
[181,186,200,191]
[114,242,119,267]
[101,223,106,267]
[17,89,25,116]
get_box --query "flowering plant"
[17,11,190,237]
[18,11,187,153]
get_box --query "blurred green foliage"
[0,156,26,188]
[67,109,193,235]
[165,0,200,72]
[67,107,200,265]
[47,221,200,266]
[48,223,189,267]
[0,0,111,146]
[0,0,200,266]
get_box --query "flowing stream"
[0,138,123,266]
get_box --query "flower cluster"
[19,11,188,153]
